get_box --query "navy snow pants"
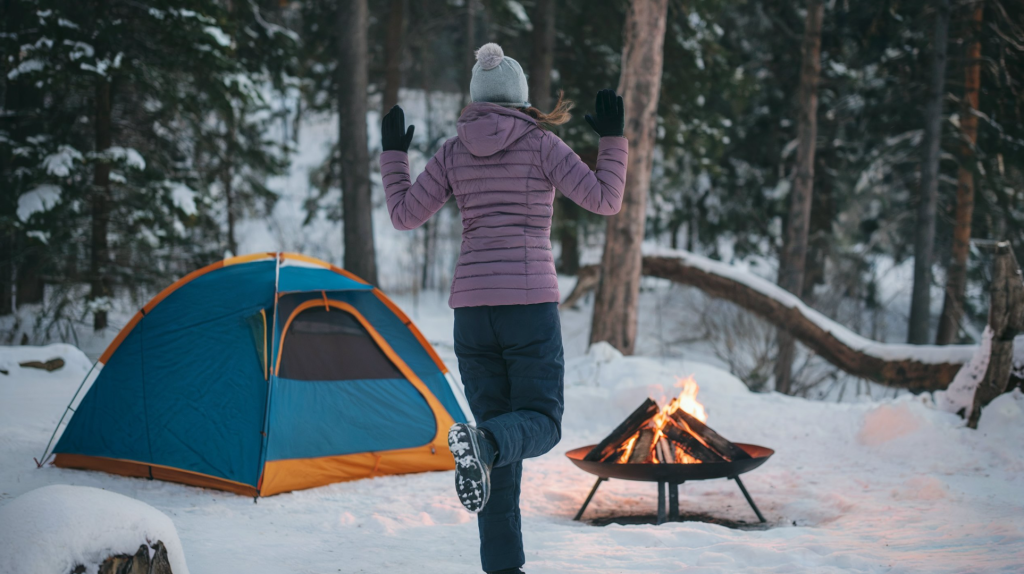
[453,302,565,573]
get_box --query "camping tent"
[48,253,468,496]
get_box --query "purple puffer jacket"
[381,103,628,308]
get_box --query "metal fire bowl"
[566,443,774,483]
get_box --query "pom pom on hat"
[475,43,504,71]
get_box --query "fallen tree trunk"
[564,249,975,391]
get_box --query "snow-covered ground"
[2,89,1021,572]
[2,299,1023,573]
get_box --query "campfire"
[566,376,774,525]
[582,376,752,466]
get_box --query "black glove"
[584,89,624,138]
[381,105,415,152]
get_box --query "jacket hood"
[457,103,538,158]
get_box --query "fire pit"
[566,377,774,525]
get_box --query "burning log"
[668,409,751,461]
[584,398,660,461]
[655,437,674,463]
[627,429,657,463]
[661,421,725,463]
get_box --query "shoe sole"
[448,423,490,513]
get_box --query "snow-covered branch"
[567,247,978,391]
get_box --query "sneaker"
[447,423,496,513]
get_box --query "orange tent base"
[53,453,259,497]
[259,443,455,496]
[53,444,456,497]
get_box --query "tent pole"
[254,252,282,496]
[36,358,101,467]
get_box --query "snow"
[102,146,146,170]
[0,485,190,574]
[17,184,61,222]
[42,145,84,177]
[2,309,1023,573]
[168,182,198,215]
[644,246,978,365]
[936,326,992,415]
[6,58,44,80]
[203,26,231,47]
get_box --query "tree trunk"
[557,198,581,274]
[968,242,1024,428]
[16,243,44,306]
[90,77,112,331]
[528,0,555,112]
[223,116,237,257]
[337,0,378,284]
[589,0,668,354]
[936,2,984,345]
[0,230,13,316]
[908,0,951,344]
[464,0,476,108]
[774,0,823,395]
[382,0,405,112]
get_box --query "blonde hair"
[518,91,573,128]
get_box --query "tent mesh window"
[279,307,404,381]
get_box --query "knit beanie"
[470,43,530,108]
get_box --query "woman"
[379,43,627,574]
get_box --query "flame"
[665,375,707,423]
[617,434,639,463]
[619,375,708,465]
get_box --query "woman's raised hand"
[584,89,624,138]
[381,105,415,153]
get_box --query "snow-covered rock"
[0,485,189,574]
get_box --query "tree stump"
[968,242,1024,428]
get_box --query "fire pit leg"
[668,481,681,521]
[731,476,766,523]
[574,477,607,521]
[656,481,667,525]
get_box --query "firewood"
[662,421,725,463]
[655,437,674,463]
[18,358,64,372]
[584,398,660,461]
[627,429,656,463]
[668,409,751,461]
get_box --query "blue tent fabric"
[277,265,373,294]
[54,255,467,492]
[56,261,276,486]
[266,378,436,460]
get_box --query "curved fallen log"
[564,249,976,391]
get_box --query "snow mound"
[977,388,1024,437]
[0,485,190,574]
[0,344,92,377]
[857,403,924,446]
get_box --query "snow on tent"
[43,253,468,496]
